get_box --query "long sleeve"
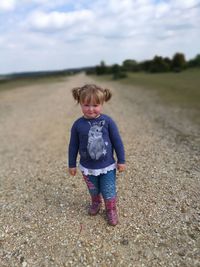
[108,118,125,164]
[68,123,79,168]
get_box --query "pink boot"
[88,195,101,215]
[105,198,118,226]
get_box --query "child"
[68,84,126,226]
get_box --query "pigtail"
[72,84,112,104]
[72,87,81,103]
[104,88,112,102]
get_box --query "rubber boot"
[88,195,101,215]
[105,198,118,226]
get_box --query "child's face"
[81,101,102,119]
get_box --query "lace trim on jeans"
[79,163,116,176]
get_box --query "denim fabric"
[83,170,116,200]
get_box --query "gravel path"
[0,73,199,267]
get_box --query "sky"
[0,0,200,74]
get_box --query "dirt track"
[0,73,200,267]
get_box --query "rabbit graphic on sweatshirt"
[87,121,107,160]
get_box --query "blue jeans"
[83,170,116,200]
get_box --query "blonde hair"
[72,84,112,104]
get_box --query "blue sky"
[0,0,200,74]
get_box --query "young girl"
[68,84,125,226]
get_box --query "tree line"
[86,53,200,79]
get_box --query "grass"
[0,74,70,92]
[123,69,200,109]
[93,68,200,124]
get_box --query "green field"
[95,68,200,124]
[0,74,69,92]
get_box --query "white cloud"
[27,9,94,31]
[21,0,71,9]
[172,0,200,9]
[155,2,170,19]
[0,0,200,73]
[0,0,16,11]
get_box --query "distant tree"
[194,54,200,66]
[111,64,127,79]
[100,60,106,67]
[139,60,152,72]
[112,64,120,74]
[95,60,107,75]
[122,59,139,72]
[187,54,200,68]
[163,57,172,69]
[171,52,186,72]
[149,56,170,73]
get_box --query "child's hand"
[117,163,126,172]
[69,168,77,176]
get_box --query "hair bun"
[72,87,81,103]
[104,88,112,102]
[71,84,112,104]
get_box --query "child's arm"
[117,163,126,172]
[69,167,77,176]
[108,118,126,171]
[68,123,79,176]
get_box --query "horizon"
[1,51,199,76]
[0,0,200,75]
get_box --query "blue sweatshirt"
[68,114,125,170]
